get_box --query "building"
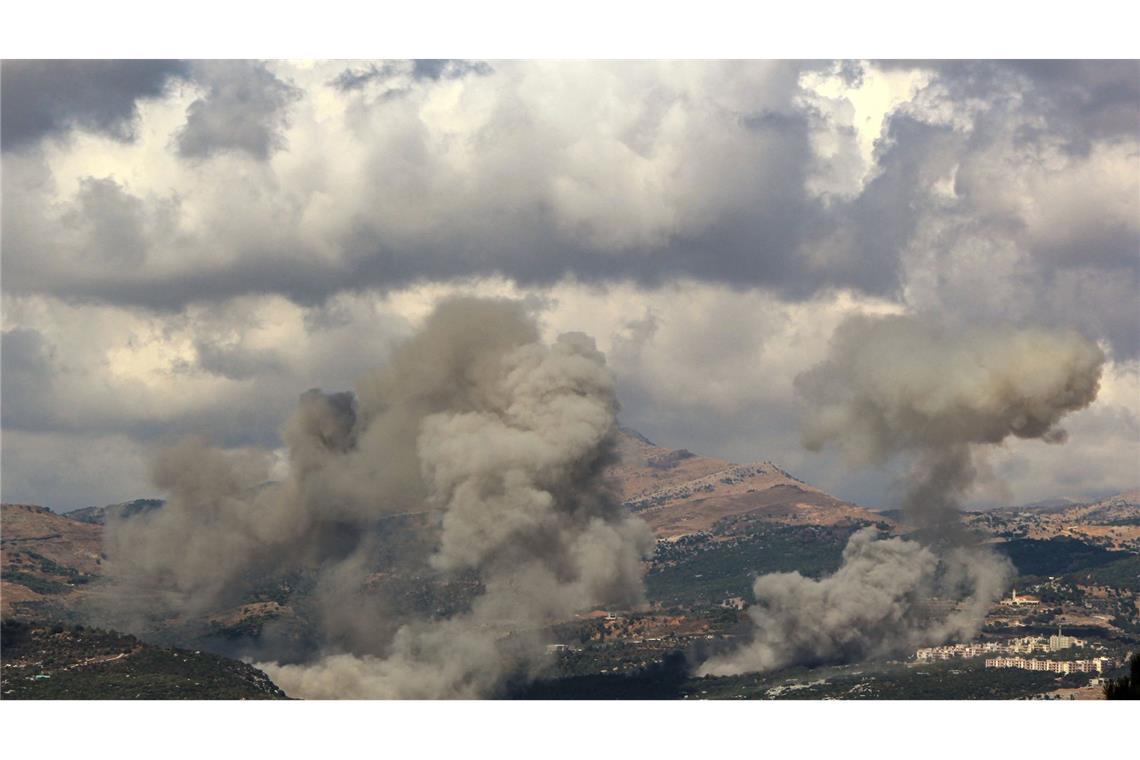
[916,642,1003,662]
[1000,588,1041,606]
[1007,635,1050,654]
[1048,625,1084,652]
[984,656,1109,675]
[914,630,1087,663]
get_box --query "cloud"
[2,60,1137,516]
[330,59,493,93]
[0,328,56,429]
[0,291,412,449]
[2,61,1134,322]
[0,59,188,151]
[875,62,1140,358]
[5,279,1135,515]
[174,61,302,160]
[2,61,860,308]
[2,59,1128,368]
[917,60,1140,149]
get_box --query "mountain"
[1016,498,1080,511]
[3,442,1133,700]
[603,429,896,606]
[1,504,103,618]
[1058,490,1140,524]
[0,431,885,618]
[65,498,164,525]
[607,428,889,538]
[965,489,1140,554]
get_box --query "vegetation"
[646,524,854,605]
[690,660,1064,700]
[1103,653,1140,700]
[1,570,71,595]
[509,652,690,699]
[997,537,1125,577]
[513,655,1073,700]
[0,620,287,700]
[1066,555,1140,592]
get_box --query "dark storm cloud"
[933,60,1140,150]
[411,59,493,81]
[0,100,873,312]
[330,59,493,91]
[0,60,188,151]
[2,60,1137,350]
[833,115,958,283]
[0,59,305,158]
[870,60,1139,158]
[175,61,302,160]
[0,60,881,312]
[330,63,393,91]
[794,60,1140,360]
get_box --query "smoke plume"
[102,297,653,698]
[701,315,1104,676]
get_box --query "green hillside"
[1,621,288,700]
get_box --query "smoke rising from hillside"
[699,528,1009,675]
[701,315,1104,676]
[797,316,1105,529]
[102,298,653,698]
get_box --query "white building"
[1001,588,1041,606]
[915,642,1003,662]
[984,656,1109,675]
[1048,625,1084,652]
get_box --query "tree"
[1102,653,1140,700]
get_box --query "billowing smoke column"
[701,315,1104,676]
[103,298,653,698]
[796,316,1105,530]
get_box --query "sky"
[1,59,1138,512]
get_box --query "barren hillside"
[1,504,103,617]
[606,429,889,538]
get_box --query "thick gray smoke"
[701,315,1105,676]
[102,298,653,698]
[700,528,1010,675]
[796,316,1105,529]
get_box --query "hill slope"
[0,620,288,699]
[607,429,888,538]
[1,504,103,617]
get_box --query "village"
[906,584,1137,697]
